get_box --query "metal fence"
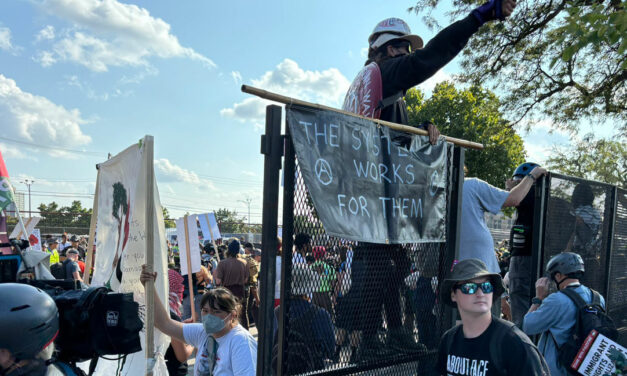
[537,173,627,346]
[257,105,464,376]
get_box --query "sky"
[0,0,603,223]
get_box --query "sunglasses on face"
[390,40,412,53]
[455,281,494,295]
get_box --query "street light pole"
[238,197,253,234]
[21,179,34,217]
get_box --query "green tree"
[162,207,175,228]
[546,135,627,188]
[36,200,92,234]
[405,82,526,187]
[409,0,626,134]
[214,208,246,233]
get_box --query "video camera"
[1,240,143,366]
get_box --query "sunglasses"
[389,40,412,53]
[455,281,494,295]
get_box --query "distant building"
[5,191,25,217]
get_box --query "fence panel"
[609,188,627,345]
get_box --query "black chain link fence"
[273,145,457,376]
[542,174,627,346]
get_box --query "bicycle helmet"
[368,18,423,51]
[512,162,539,178]
[0,283,59,359]
[546,252,585,278]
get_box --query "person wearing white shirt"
[140,265,257,376]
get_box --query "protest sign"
[198,212,221,242]
[9,216,40,239]
[287,105,449,244]
[89,138,169,376]
[573,330,626,376]
[176,214,202,276]
[29,228,42,252]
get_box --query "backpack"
[553,288,618,375]
[342,62,403,119]
[272,306,325,374]
[50,262,66,279]
[245,255,259,285]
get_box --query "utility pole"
[21,179,34,217]
[238,197,253,236]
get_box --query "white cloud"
[360,47,368,59]
[35,0,215,71]
[0,74,92,157]
[231,71,242,85]
[154,158,216,191]
[35,50,56,66]
[36,25,55,42]
[0,27,13,51]
[0,143,37,161]
[221,59,350,126]
[522,121,571,163]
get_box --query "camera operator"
[0,283,81,376]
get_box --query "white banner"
[89,139,169,376]
[29,228,42,252]
[176,215,201,276]
[9,216,40,239]
[574,330,626,375]
[198,212,221,242]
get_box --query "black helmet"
[0,283,59,359]
[546,252,585,278]
[513,162,539,178]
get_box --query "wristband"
[531,297,542,305]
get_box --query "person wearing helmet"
[343,0,517,144]
[522,252,606,376]
[0,283,64,376]
[503,162,542,328]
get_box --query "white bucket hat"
[368,18,423,51]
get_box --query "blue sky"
[0,0,592,222]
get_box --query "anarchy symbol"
[315,159,333,186]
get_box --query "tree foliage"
[546,135,626,188]
[214,208,261,234]
[409,0,626,134]
[162,207,175,228]
[405,82,526,187]
[36,200,92,234]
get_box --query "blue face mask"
[202,313,230,334]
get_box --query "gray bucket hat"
[440,259,504,307]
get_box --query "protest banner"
[176,214,202,276]
[9,216,40,240]
[198,212,221,261]
[29,228,42,252]
[287,105,449,244]
[572,330,627,376]
[89,137,169,376]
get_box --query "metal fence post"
[530,174,548,296]
[603,186,618,309]
[257,105,283,376]
[445,145,464,328]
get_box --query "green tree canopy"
[162,207,175,228]
[546,135,627,188]
[36,200,92,235]
[405,82,526,187]
[409,0,626,134]
[215,208,247,233]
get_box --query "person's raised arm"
[140,265,185,342]
[502,167,547,208]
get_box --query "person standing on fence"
[438,259,549,375]
[215,239,250,329]
[460,165,546,316]
[505,162,541,327]
[344,0,518,142]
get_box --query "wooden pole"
[241,84,484,150]
[183,214,196,321]
[144,135,156,376]
[85,168,100,285]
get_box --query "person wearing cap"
[63,248,83,283]
[459,164,547,317]
[215,239,250,328]
[523,252,609,376]
[344,0,517,143]
[438,259,549,375]
[45,239,60,265]
[69,235,86,260]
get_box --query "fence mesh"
[275,147,454,376]
[543,176,613,295]
[609,188,627,345]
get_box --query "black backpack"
[50,262,66,279]
[272,306,325,374]
[553,288,618,375]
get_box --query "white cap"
[368,18,423,51]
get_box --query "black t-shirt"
[165,312,188,376]
[511,186,535,256]
[438,317,549,376]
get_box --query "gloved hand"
[472,0,517,25]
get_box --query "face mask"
[202,313,230,334]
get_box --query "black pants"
[226,284,249,330]
[247,286,258,325]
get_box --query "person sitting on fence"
[141,265,258,376]
[272,264,334,374]
[438,259,549,375]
